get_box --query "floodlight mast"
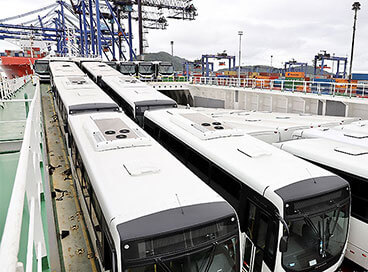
[349,2,361,81]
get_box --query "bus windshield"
[34,62,49,73]
[126,237,238,272]
[159,65,174,75]
[139,64,154,75]
[123,216,239,272]
[282,191,349,271]
[120,64,136,75]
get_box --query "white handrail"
[191,76,368,99]
[0,77,46,271]
[0,75,31,102]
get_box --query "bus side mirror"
[279,236,288,252]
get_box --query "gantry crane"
[0,0,197,61]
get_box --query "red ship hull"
[0,56,40,79]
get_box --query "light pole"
[238,31,243,84]
[349,2,361,81]
[170,40,174,56]
[270,55,273,71]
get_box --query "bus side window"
[82,170,91,212]
[245,201,257,239]
[187,150,209,182]
[159,129,170,144]
[143,119,159,140]
[328,169,368,222]
[264,220,277,270]
[168,136,187,162]
[210,166,241,209]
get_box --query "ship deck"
[0,80,96,271]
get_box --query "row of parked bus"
[35,58,175,82]
[191,108,368,270]
[37,58,360,272]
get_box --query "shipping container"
[352,73,368,81]
[285,71,305,78]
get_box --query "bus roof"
[102,76,177,108]
[145,108,334,196]
[54,76,118,113]
[82,61,122,78]
[68,111,229,228]
[293,127,368,148]
[275,138,368,179]
[49,61,85,77]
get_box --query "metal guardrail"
[191,77,368,99]
[0,75,32,103]
[0,77,48,272]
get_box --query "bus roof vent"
[334,146,368,156]
[118,77,145,86]
[63,77,94,90]
[170,112,244,140]
[237,145,272,158]
[245,119,261,122]
[343,131,368,139]
[123,161,160,176]
[85,117,151,151]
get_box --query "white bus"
[292,127,368,148]
[193,109,359,143]
[118,61,138,77]
[81,61,123,82]
[52,75,119,134]
[275,138,368,270]
[333,121,368,134]
[143,108,351,272]
[49,61,85,88]
[138,61,155,81]
[81,62,177,125]
[67,110,242,272]
[33,59,51,82]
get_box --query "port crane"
[284,59,308,74]
[0,0,197,61]
[313,50,348,78]
[201,52,236,77]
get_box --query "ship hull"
[0,56,40,79]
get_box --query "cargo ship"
[0,47,47,79]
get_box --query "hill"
[139,52,328,76]
[139,51,188,71]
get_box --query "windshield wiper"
[297,210,320,239]
[156,258,174,272]
[203,242,218,272]
[324,204,342,251]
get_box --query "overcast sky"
[1,0,367,72]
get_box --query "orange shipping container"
[285,72,305,78]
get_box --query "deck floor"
[41,83,97,272]
[0,82,35,141]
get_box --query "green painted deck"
[0,82,35,141]
[0,152,20,241]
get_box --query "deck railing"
[0,75,32,101]
[191,76,368,99]
[0,77,48,272]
